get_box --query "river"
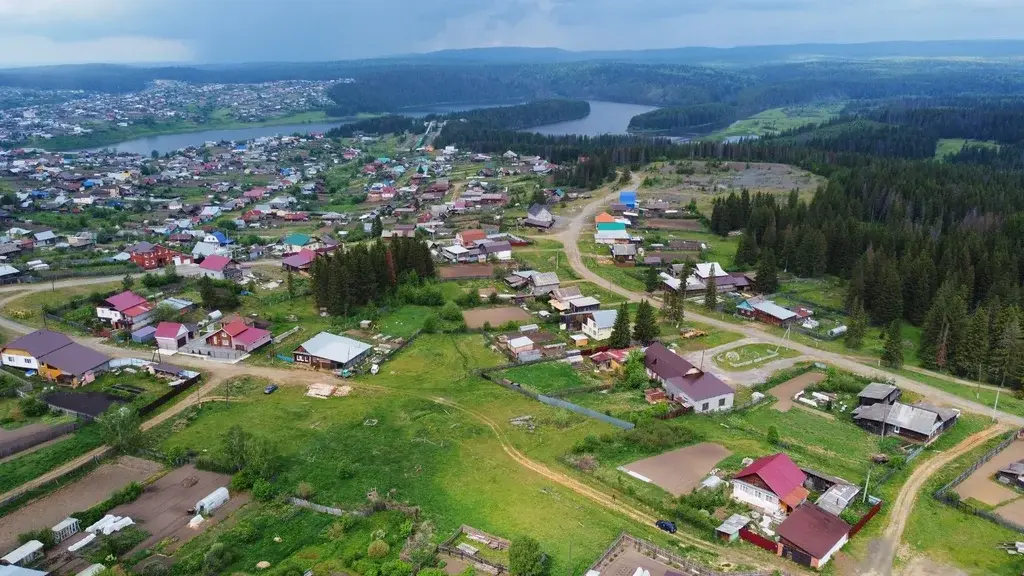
[83,100,658,155]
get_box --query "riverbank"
[30,110,365,153]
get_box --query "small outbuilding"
[1,540,44,567]
[293,332,373,370]
[715,514,751,542]
[52,517,81,543]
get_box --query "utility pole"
[862,466,872,503]
[993,388,1001,421]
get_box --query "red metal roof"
[223,320,249,337]
[122,302,153,318]
[199,255,232,272]
[233,325,270,346]
[105,290,148,312]
[154,322,185,339]
[733,453,806,498]
[777,502,851,559]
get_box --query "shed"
[619,190,637,208]
[196,487,229,514]
[715,514,751,542]
[2,540,44,567]
[131,325,157,344]
[52,517,81,543]
[857,383,900,407]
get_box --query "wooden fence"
[0,421,82,459]
[739,528,778,553]
[137,373,202,417]
[849,501,883,537]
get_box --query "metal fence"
[589,533,788,576]
[933,427,1024,533]
[138,373,202,417]
[0,421,82,459]
[480,369,635,430]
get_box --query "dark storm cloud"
[0,0,1021,65]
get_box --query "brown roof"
[777,502,851,558]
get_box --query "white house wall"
[731,480,781,515]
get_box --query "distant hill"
[410,40,1024,65]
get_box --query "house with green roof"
[281,232,319,254]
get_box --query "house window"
[702,402,709,411]
[719,398,726,407]
[23,357,30,364]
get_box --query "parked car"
[655,520,676,534]
[264,384,279,394]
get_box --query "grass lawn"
[1,281,121,329]
[898,431,1021,575]
[0,396,75,429]
[707,103,845,140]
[776,276,847,311]
[161,334,700,576]
[712,344,800,372]
[894,368,1024,418]
[582,257,647,293]
[497,362,606,396]
[576,281,629,304]
[935,138,1000,160]
[513,250,580,280]
[661,320,744,353]
[0,425,105,493]
[526,238,565,250]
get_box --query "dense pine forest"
[627,103,737,134]
[309,238,435,317]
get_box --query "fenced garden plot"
[463,306,533,329]
[619,443,731,497]
[496,362,609,396]
[712,344,799,371]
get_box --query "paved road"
[548,182,1024,426]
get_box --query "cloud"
[0,35,193,67]
[0,0,136,24]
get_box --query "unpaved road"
[545,182,1024,426]
[857,424,1009,576]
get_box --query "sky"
[1,0,1023,66]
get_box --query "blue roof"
[211,231,233,245]
[619,190,637,199]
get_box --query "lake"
[525,101,659,136]
[85,100,658,155]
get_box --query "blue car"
[264,384,279,395]
[655,520,676,534]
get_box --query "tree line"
[309,238,435,317]
[627,103,737,135]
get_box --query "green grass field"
[900,433,1022,575]
[513,249,581,280]
[0,425,105,493]
[707,103,845,140]
[1,281,121,329]
[935,138,999,160]
[581,258,647,293]
[497,361,606,395]
[712,344,800,372]
[161,334,696,576]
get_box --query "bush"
[368,539,390,559]
[439,301,463,321]
[295,481,315,499]
[422,315,438,334]
[202,542,233,576]
[252,479,276,502]
[18,528,55,549]
[381,560,412,576]
[88,527,149,564]
[482,321,492,332]
[19,396,48,418]
[766,425,780,445]
[488,292,500,305]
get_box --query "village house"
[96,290,155,330]
[851,401,959,443]
[37,341,110,387]
[155,322,195,351]
[2,329,73,371]
[204,320,272,353]
[548,286,584,313]
[293,332,372,370]
[282,249,317,272]
[731,453,809,516]
[857,383,901,407]
[129,241,190,270]
[455,229,487,248]
[197,254,241,281]
[281,232,323,254]
[582,309,618,341]
[643,341,735,413]
[776,502,851,569]
[737,297,799,327]
[524,204,554,229]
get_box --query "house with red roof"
[96,290,155,330]
[154,322,195,351]
[197,255,240,281]
[282,249,316,273]
[455,229,487,248]
[731,453,809,516]
[775,502,851,569]
[205,320,271,353]
[244,187,267,200]
[128,241,189,270]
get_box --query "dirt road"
[548,184,1024,426]
[858,424,1009,576]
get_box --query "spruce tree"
[882,320,904,369]
[734,232,759,267]
[662,288,685,326]
[989,307,1022,386]
[371,216,383,238]
[632,300,658,345]
[954,307,990,380]
[643,265,660,293]
[608,303,631,349]
[704,273,718,310]
[845,298,868,350]
[752,249,779,294]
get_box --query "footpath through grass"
[160,334,698,576]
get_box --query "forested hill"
[449,99,590,130]
[627,103,737,134]
[324,99,591,139]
